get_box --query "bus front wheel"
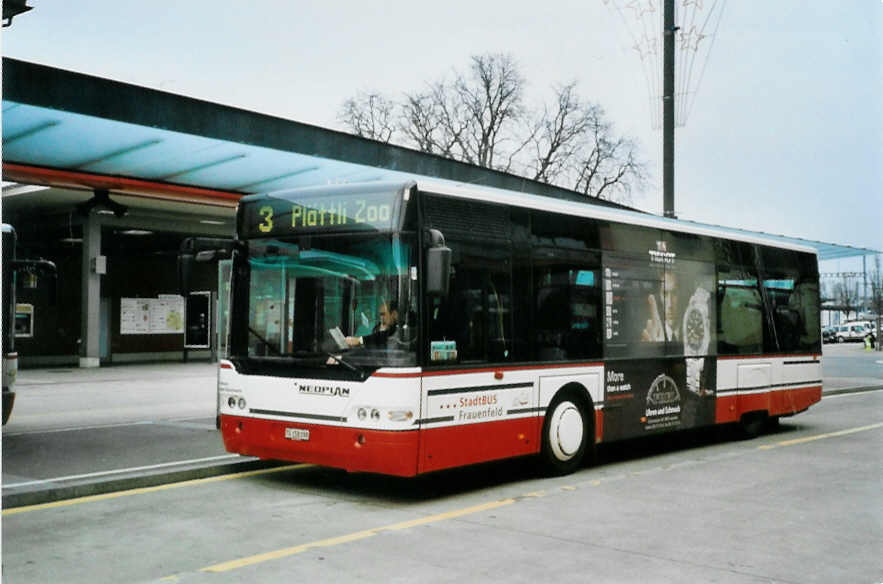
[539,389,592,476]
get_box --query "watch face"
[685,308,706,352]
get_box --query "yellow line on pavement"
[2,464,307,516]
[757,422,883,451]
[199,421,882,573]
[201,498,516,573]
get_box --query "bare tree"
[569,106,647,204]
[339,53,647,204]
[833,276,860,320]
[525,82,646,203]
[528,82,590,184]
[454,53,529,170]
[399,54,530,172]
[400,81,469,159]
[338,92,397,143]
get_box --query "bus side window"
[428,243,513,364]
[716,241,763,356]
[533,252,601,361]
[717,282,763,354]
[757,247,821,354]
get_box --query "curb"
[2,458,286,509]
[822,385,883,397]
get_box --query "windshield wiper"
[325,352,364,376]
[248,326,281,356]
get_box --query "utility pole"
[663,0,677,218]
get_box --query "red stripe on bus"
[715,385,822,424]
[220,414,421,477]
[418,417,540,473]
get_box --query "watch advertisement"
[601,236,717,440]
[604,246,716,360]
[604,357,717,441]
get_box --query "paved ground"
[0,362,261,507]
[818,341,883,391]
[4,390,881,584]
[1,343,880,507]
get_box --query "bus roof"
[412,179,820,256]
[251,179,828,257]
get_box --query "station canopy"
[2,58,878,262]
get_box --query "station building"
[2,58,877,367]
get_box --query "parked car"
[834,324,868,343]
[822,327,836,343]
[844,319,872,331]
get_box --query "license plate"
[285,427,310,441]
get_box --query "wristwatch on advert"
[683,287,710,356]
[683,287,711,396]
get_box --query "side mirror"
[425,229,451,297]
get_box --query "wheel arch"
[538,381,597,475]
[541,376,599,431]
[551,382,595,415]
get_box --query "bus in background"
[2,224,56,425]
[180,181,822,476]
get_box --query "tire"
[739,411,767,439]
[837,336,844,343]
[539,389,593,476]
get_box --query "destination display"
[240,189,403,238]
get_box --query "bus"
[2,224,56,424]
[180,180,822,476]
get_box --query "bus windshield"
[243,233,417,369]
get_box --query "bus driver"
[345,301,399,348]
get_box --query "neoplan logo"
[298,384,351,397]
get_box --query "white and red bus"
[184,180,821,476]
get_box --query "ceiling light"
[119,229,153,236]
[199,219,226,225]
[2,184,50,197]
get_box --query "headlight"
[354,407,413,423]
[228,396,237,408]
[238,397,247,410]
[388,410,414,422]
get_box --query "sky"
[2,1,881,272]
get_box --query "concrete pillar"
[79,213,102,368]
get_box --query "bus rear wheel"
[540,390,592,476]
[739,411,768,439]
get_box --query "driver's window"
[427,240,513,364]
